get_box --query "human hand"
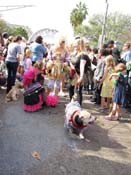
[77,77,83,86]
[109,74,113,80]
[98,83,102,90]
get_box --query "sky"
[0,0,131,40]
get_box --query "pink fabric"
[22,67,38,86]
[45,95,58,107]
[23,93,43,112]
[24,58,32,71]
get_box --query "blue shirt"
[6,42,22,62]
[121,50,131,62]
[30,42,46,62]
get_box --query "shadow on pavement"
[26,153,131,175]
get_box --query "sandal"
[99,108,105,113]
[110,117,119,121]
[104,115,119,121]
[104,115,112,119]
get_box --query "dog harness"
[69,110,87,129]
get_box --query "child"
[22,61,43,90]
[46,52,69,96]
[23,47,32,72]
[100,55,115,111]
[105,63,127,120]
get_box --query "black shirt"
[71,53,91,75]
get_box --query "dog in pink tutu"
[23,73,45,112]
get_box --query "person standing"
[121,42,131,63]
[107,40,121,64]
[105,63,127,120]
[5,36,22,93]
[100,55,115,111]
[69,38,91,106]
[53,36,68,96]
[30,36,47,65]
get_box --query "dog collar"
[69,110,87,129]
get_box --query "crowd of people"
[0,32,131,121]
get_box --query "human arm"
[77,59,86,85]
[16,45,23,63]
[94,60,105,82]
[109,73,120,80]
[99,66,108,83]
[26,59,32,70]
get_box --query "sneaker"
[59,91,66,97]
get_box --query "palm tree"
[70,1,88,29]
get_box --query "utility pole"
[0,5,34,12]
[99,0,109,48]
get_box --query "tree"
[10,27,28,39]
[75,12,131,46]
[70,1,88,33]
[0,18,9,33]
[0,17,29,39]
[106,12,131,43]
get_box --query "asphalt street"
[0,89,131,175]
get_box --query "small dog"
[5,80,22,102]
[64,96,96,140]
[6,86,20,102]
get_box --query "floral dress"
[101,67,114,98]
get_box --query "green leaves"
[0,18,29,39]
[70,1,88,29]
[70,11,131,46]
[10,27,28,39]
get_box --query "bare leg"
[60,78,64,93]
[59,76,65,96]
[54,87,59,96]
[101,97,105,109]
[108,102,117,117]
[46,87,51,96]
[107,98,111,108]
[115,104,120,118]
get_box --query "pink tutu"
[22,67,38,86]
[45,95,58,107]
[23,93,43,112]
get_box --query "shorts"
[47,79,60,89]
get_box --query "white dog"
[65,98,96,140]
